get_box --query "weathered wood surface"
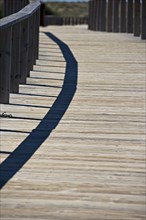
[0,25,146,219]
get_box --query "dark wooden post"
[34,9,40,61]
[71,17,73,25]
[133,0,140,36]
[86,16,88,25]
[60,17,63,26]
[32,12,36,65]
[89,0,92,30]
[113,0,120,32]
[72,17,74,26]
[11,23,21,93]
[91,0,94,30]
[78,17,80,25]
[120,0,126,32]
[0,28,12,103]
[96,0,101,31]
[88,0,92,29]
[94,0,100,31]
[27,16,34,76]
[141,0,146,39]
[63,17,66,25]
[93,0,97,30]
[100,0,106,31]
[107,0,113,32]
[40,3,45,26]
[20,18,29,84]
[67,17,69,25]
[127,0,133,33]
[89,0,93,30]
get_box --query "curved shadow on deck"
[0,32,78,189]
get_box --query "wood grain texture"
[0,25,146,219]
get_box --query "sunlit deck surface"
[0,25,145,219]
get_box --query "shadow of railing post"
[0,32,78,189]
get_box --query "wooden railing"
[44,15,88,26]
[0,1,40,104]
[88,0,146,39]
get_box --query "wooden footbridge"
[0,0,146,219]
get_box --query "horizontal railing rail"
[0,1,40,104]
[88,0,146,40]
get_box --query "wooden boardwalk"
[0,25,146,219]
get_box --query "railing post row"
[44,15,88,26]
[88,0,146,40]
[0,2,41,104]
